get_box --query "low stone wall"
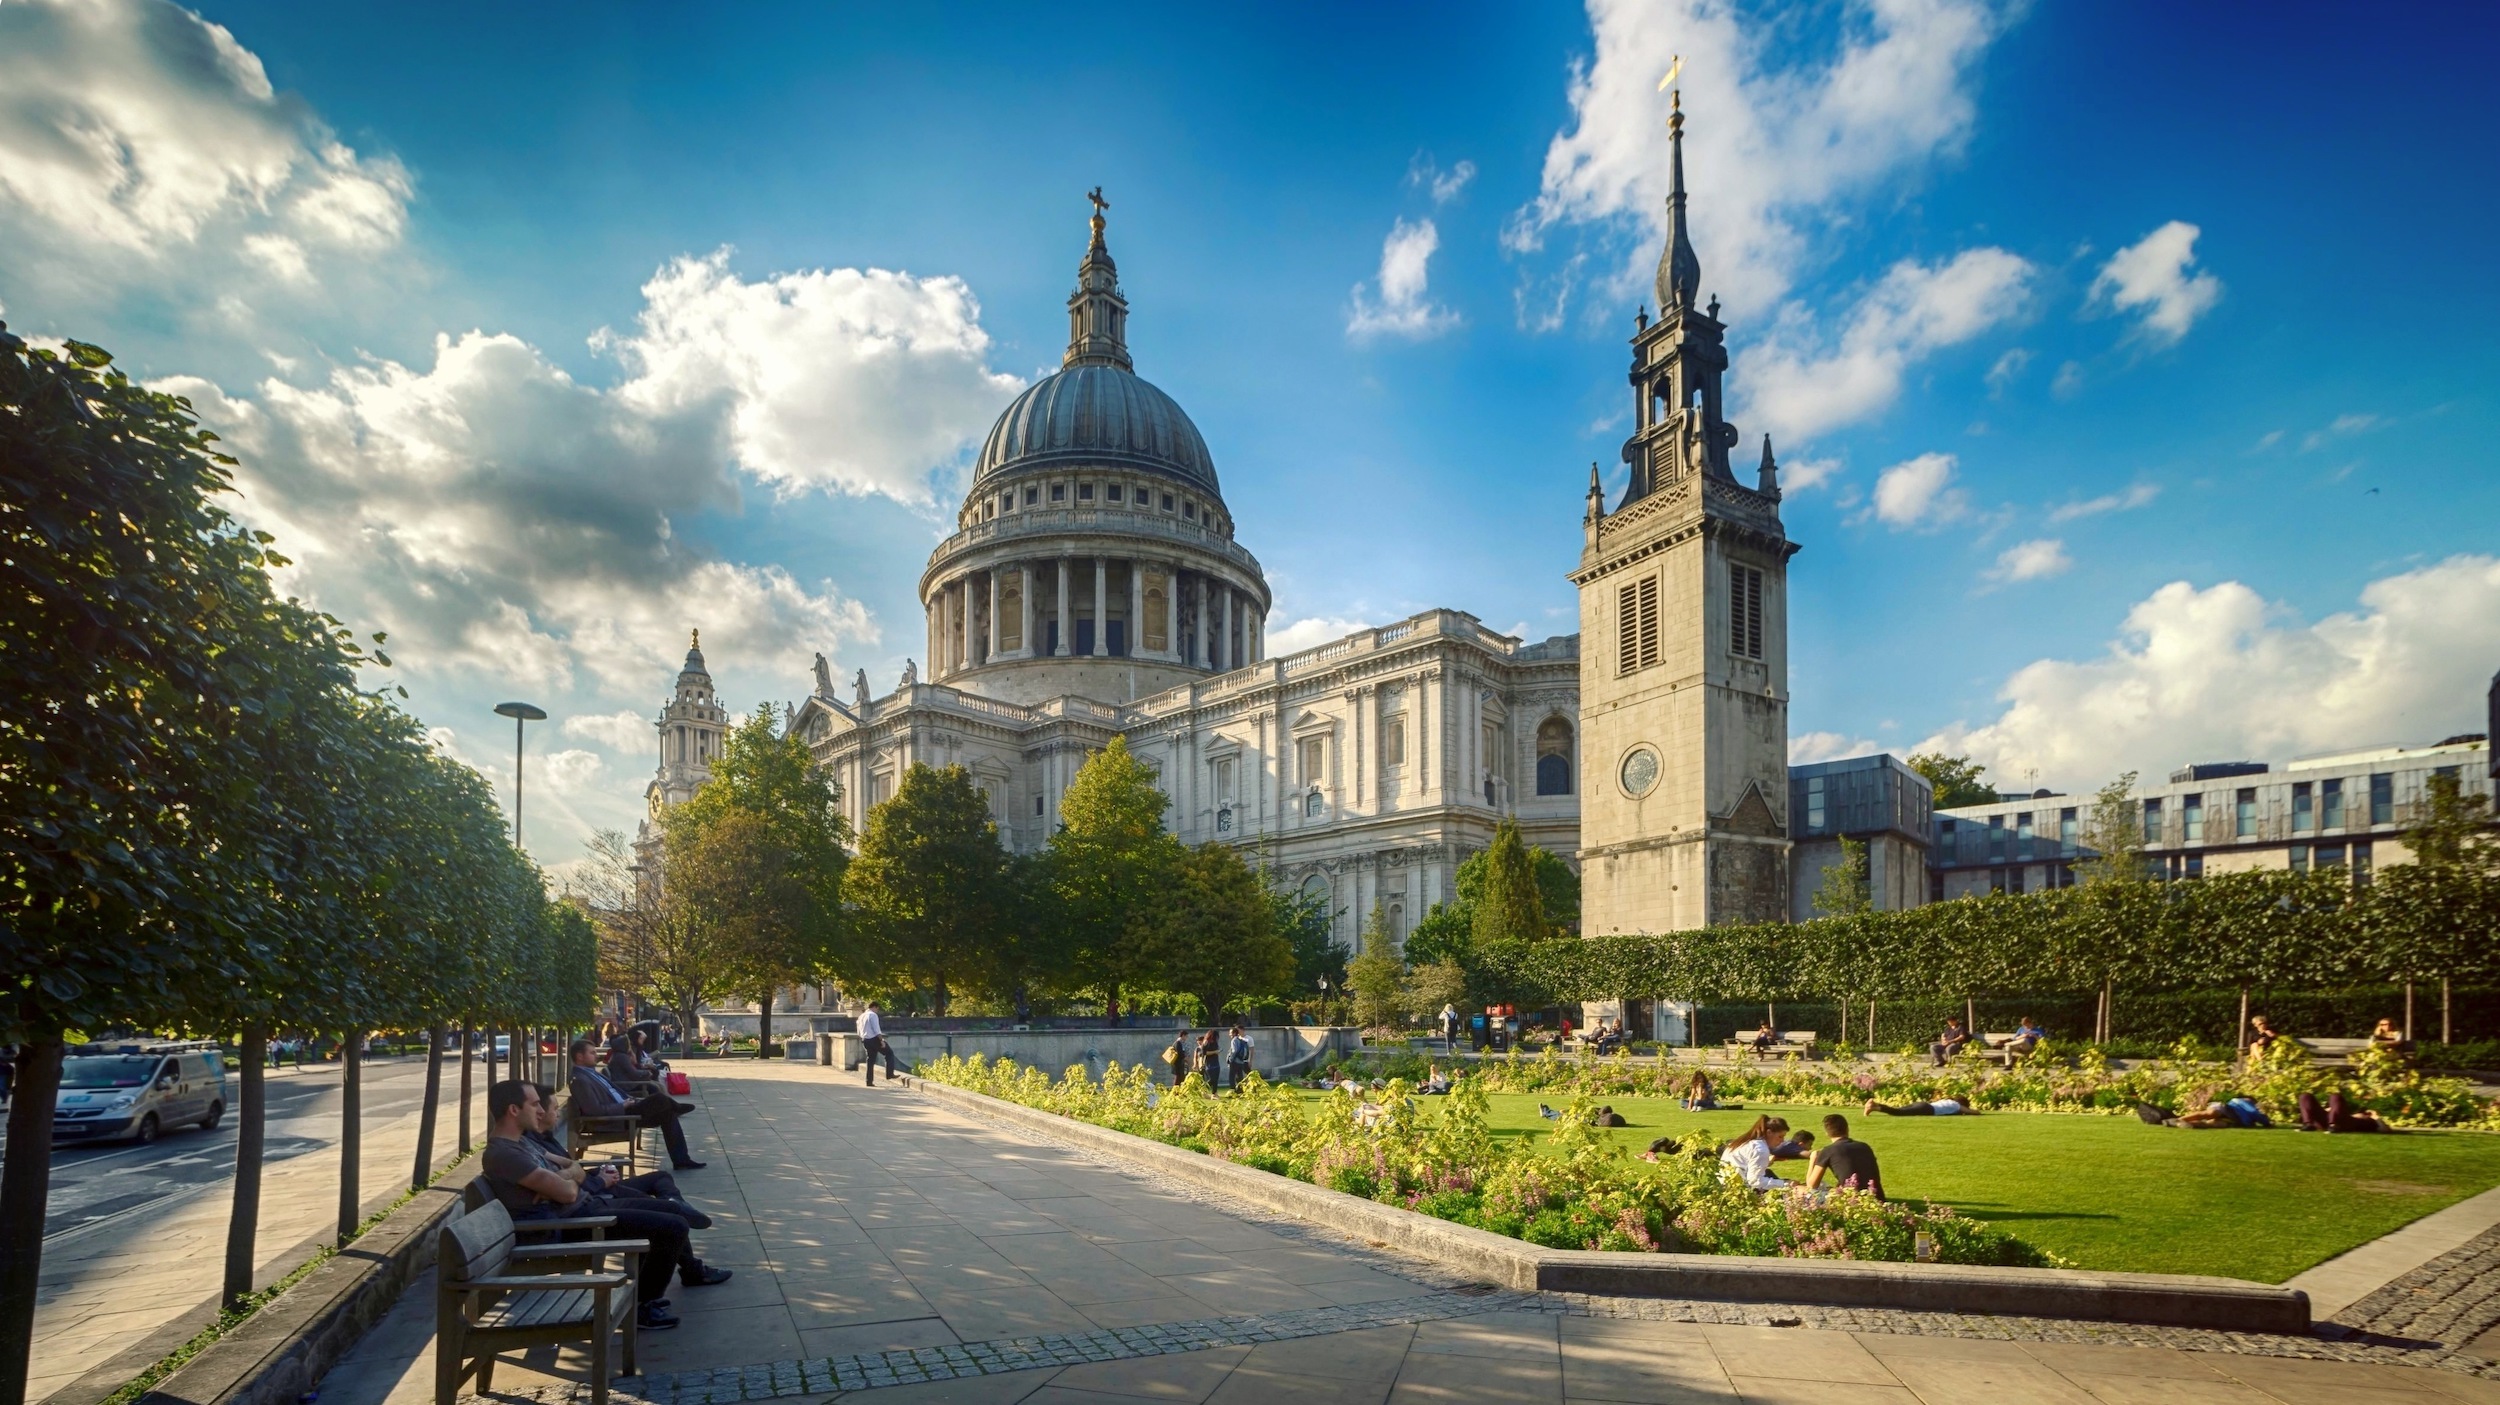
[907,1079,2312,1335]
[138,1164,470,1405]
[831,1025,1360,1080]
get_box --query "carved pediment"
[1717,780,1784,838]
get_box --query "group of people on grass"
[1164,1024,1257,1089]
[1713,1113,1886,1198]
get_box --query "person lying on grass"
[1718,1115,1792,1191]
[2173,1089,2270,1128]
[1865,1095,1975,1116]
[2298,1091,2396,1133]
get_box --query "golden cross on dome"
[1087,186,1109,217]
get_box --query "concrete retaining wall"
[138,1164,470,1405]
[834,1025,1360,1081]
[907,1079,2311,1335]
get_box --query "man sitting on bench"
[570,1038,705,1170]
[522,1082,712,1228]
[1929,1018,1972,1067]
[481,1080,731,1332]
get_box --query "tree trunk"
[0,1035,65,1405]
[1838,997,1848,1046]
[1965,996,1977,1037]
[758,994,775,1058]
[2405,981,2416,1044]
[456,1021,474,1154]
[412,1024,444,1192]
[223,1026,267,1311]
[2235,987,2250,1063]
[336,1032,362,1247]
[2443,977,2453,1048]
[1867,1000,1876,1048]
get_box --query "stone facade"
[1570,95,1797,936]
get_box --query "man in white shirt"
[1438,1004,1459,1053]
[859,1001,901,1086]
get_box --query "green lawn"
[1301,1090,2500,1283]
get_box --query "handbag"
[665,1070,691,1096]
[1160,1045,1178,1065]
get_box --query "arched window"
[1216,807,1233,833]
[1536,717,1574,796]
[1304,791,1325,819]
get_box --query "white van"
[53,1041,228,1145]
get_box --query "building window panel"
[2182,793,2204,843]
[1729,563,1764,660]
[2354,840,2373,883]
[2016,811,2035,859]
[2290,844,2308,872]
[1989,814,2006,861]
[1534,718,1574,796]
[1380,717,1407,768]
[1806,775,1826,831]
[2293,781,2313,834]
[2321,778,2345,830]
[2143,797,2164,845]
[1617,575,1661,675]
[2059,807,2078,857]
[2236,788,2256,839]
[2368,772,2393,826]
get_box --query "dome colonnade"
[918,193,1270,707]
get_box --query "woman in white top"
[1718,1115,1792,1192]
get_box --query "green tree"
[1344,904,1407,1029]
[1908,753,2001,809]
[1273,882,1345,1003]
[2073,771,2147,888]
[843,764,1012,1012]
[1471,819,1551,946]
[1810,836,1874,918]
[1401,959,1470,1024]
[1047,736,1184,1022]
[1159,844,1293,1020]
[665,703,848,1053]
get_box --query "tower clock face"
[1619,746,1661,798]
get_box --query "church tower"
[647,631,727,816]
[1571,92,1798,935]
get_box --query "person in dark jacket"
[1196,1029,1222,1086]
[570,1039,704,1169]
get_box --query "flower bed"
[917,1053,2056,1267]
[1357,1040,2500,1129]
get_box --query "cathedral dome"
[973,364,1217,492]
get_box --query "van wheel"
[201,1100,224,1131]
[136,1113,161,1146]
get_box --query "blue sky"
[3,0,2495,864]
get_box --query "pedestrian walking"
[1196,1029,1221,1087]
[1225,1025,1253,1090]
[860,1001,901,1086]
[1438,1003,1459,1054]
[1165,1030,1191,1087]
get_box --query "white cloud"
[1508,0,2002,316]
[2046,483,2160,524]
[600,250,1022,503]
[169,318,880,707]
[2090,220,2222,345]
[1743,248,2034,442]
[1986,538,2072,584]
[2050,360,2084,399]
[1267,616,1379,656]
[1790,731,1884,765]
[564,709,658,755]
[2301,412,2380,452]
[1411,156,1477,206]
[0,0,411,289]
[1779,455,1843,494]
[1870,452,1964,529]
[1347,217,1460,341]
[1917,555,2500,789]
[2253,429,2285,451]
[1985,347,2031,397]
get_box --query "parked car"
[54,1041,228,1145]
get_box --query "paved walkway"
[320,1060,2500,1405]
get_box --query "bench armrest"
[514,1215,619,1235]
[457,1272,632,1292]
[508,1239,651,1260]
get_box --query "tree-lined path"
[318,1061,2500,1405]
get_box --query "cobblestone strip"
[2329,1220,2500,1351]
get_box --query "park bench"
[1723,1030,1817,1060]
[564,1096,646,1175]
[1980,1032,2043,1067]
[435,1198,643,1405]
[459,1177,626,1270]
[2292,1036,2377,1067]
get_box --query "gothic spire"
[1065,187,1134,371]
[1654,91,1702,315]
[1757,435,1780,498]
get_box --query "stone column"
[1127,559,1142,659]
[1092,558,1108,656]
[1415,672,1433,800]
[987,570,1000,661]
[1216,586,1232,672]
[1165,565,1181,661]
[1193,575,1209,669]
[1056,558,1071,657]
[961,576,976,672]
[1018,563,1034,659]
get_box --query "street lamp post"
[493,701,548,848]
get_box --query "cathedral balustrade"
[927,504,1265,577]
